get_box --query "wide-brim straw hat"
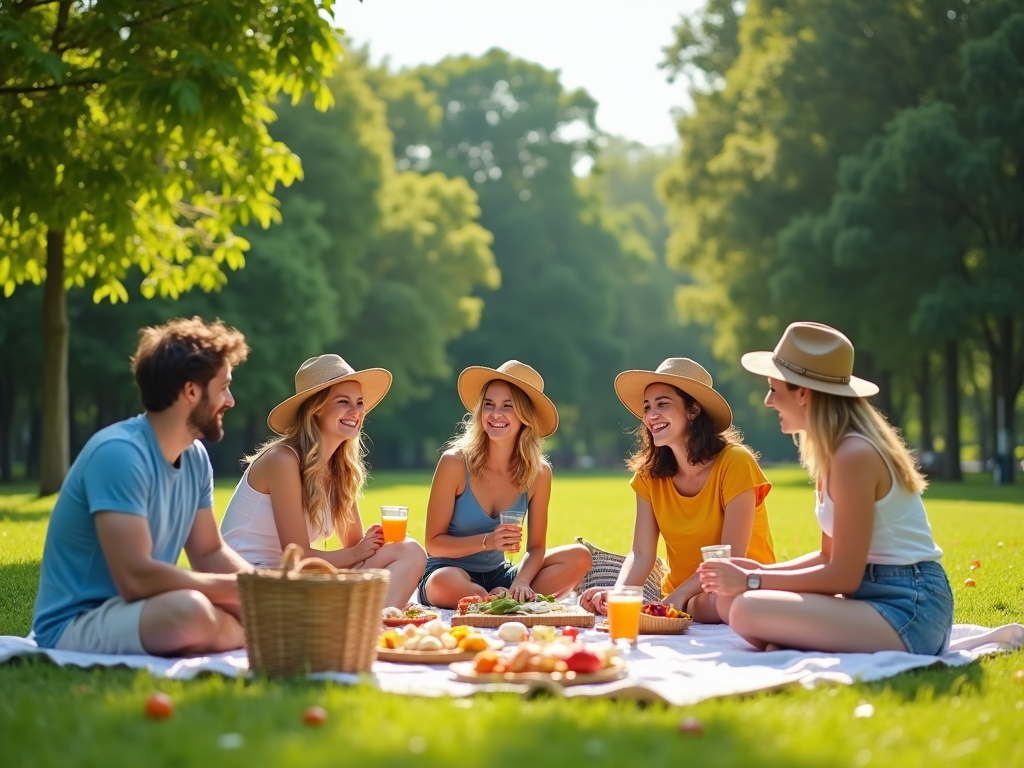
[740,322,879,398]
[268,354,392,435]
[614,358,733,434]
[457,360,559,438]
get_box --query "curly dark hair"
[626,386,754,479]
[131,316,249,412]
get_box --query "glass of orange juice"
[380,506,408,544]
[607,585,643,644]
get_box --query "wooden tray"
[449,657,626,686]
[595,613,692,635]
[451,605,595,628]
[376,638,503,665]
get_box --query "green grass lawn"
[2,467,1023,767]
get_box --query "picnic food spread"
[381,605,441,627]
[457,593,564,616]
[379,620,491,652]
[450,631,626,685]
[641,603,690,619]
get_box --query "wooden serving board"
[376,638,503,665]
[448,657,625,686]
[451,605,595,628]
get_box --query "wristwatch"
[746,572,762,590]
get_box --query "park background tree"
[0,0,340,493]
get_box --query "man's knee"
[147,590,220,644]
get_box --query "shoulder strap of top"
[844,432,896,487]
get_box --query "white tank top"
[220,449,334,567]
[815,433,943,565]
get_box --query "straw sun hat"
[267,354,393,435]
[614,358,733,434]
[457,360,559,438]
[740,322,879,398]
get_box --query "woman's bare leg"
[362,539,427,608]
[684,592,723,624]
[728,590,907,653]
[528,544,593,598]
[422,566,488,608]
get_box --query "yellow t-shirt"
[630,445,776,595]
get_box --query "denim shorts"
[418,560,519,606]
[846,561,954,655]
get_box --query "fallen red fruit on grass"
[144,692,173,720]
[964,578,977,587]
[970,560,981,569]
[303,706,328,726]
[678,716,704,735]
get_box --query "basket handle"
[278,542,339,578]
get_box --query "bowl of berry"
[638,603,693,634]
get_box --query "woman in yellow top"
[580,358,776,622]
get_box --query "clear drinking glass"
[607,585,643,643]
[701,544,732,561]
[497,509,526,562]
[380,505,409,544]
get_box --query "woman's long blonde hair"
[246,388,365,542]
[794,386,927,494]
[447,380,548,491]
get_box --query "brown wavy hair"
[246,388,365,543]
[626,386,752,479]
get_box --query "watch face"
[747,573,761,590]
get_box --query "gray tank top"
[425,465,528,573]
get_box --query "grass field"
[1,467,1023,767]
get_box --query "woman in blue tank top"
[419,361,592,608]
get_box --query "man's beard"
[187,391,226,442]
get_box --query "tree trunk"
[27,394,42,479]
[0,378,13,482]
[942,340,962,481]
[991,317,1017,485]
[40,229,70,496]
[918,355,933,454]
[968,352,991,469]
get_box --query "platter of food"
[451,595,595,628]
[449,638,626,687]
[381,604,440,628]
[376,619,503,664]
[595,604,693,635]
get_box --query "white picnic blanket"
[2,621,1021,706]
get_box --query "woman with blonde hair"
[419,361,592,608]
[220,354,426,608]
[580,358,776,622]
[700,323,953,654]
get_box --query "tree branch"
[0,79,104,95]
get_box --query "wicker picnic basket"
[239,544,389,677]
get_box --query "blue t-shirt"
[32,414,214,648]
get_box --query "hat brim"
[267,369,393,435]
[740,351,879,397]
[457,367,559,438]
[614,370,733,434]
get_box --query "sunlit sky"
[336,0,703,148]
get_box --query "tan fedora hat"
[614,358,733,434]
[740,322,879,397]
[267,354,393,435]
[457,360,559,438]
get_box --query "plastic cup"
[498,509,526,561]
[701,544,732,561]
[607,586,643,643]
[380,506,408,544]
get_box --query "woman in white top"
[221,354,426,608]
[699,322,953,655]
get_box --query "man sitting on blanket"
[32,317,254,656]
